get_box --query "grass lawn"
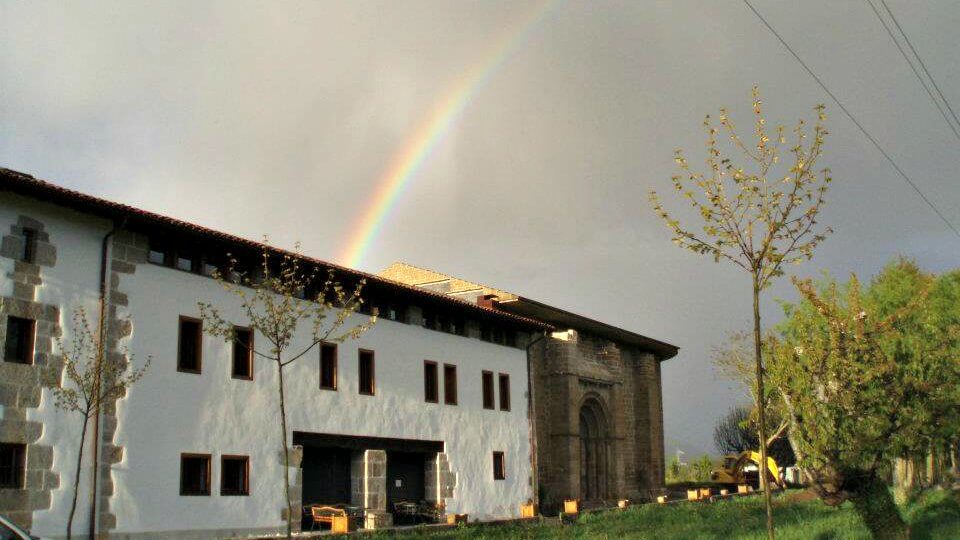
[371,489,960,539]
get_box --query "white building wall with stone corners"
[1,193,533,538]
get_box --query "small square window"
[358,350,375,396]
[443,364,457,406]
[180,453,211,496]
[3,317,35,365]
[320,343,337,390]
[178,317,202,374]
[492,451,506,481]
[148,245,169,266]
[424,361,438,403]
[0,443,26,489]
[221,455,249,496]
[232,327,253,380]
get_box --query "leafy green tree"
[198,243,376,538]
[50,307,150,540]
[713,406,795,467]
[767,265,959,539]
[650,87,832,539]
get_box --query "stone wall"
[530,332,666,512]
[0,216,62,531]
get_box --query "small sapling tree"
[198,243,376,539]
[51,307,150,540]
[650,87,832,539]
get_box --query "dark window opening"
[232,327,253,380]
[480,325,492,342]
[491,329,504,344]
[423,361,438,403]
[0,443,26,489]
[202,260,219,277]
[320,343,337,390]
[358,350,375,395]
[178,317,202,373]
[221,455,249,496]
[21,228,37,263]
[498,373,511,411]
[482,371,495,410]
[148,241,171,266]
[493,451,506,481]
[180,454,211,496]
[176,254,196,272]
[3,317,35,365]
[443,364,457,405]
[422,311,435,330]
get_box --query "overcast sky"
[3,0,959,457]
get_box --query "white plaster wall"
[2,194,112,539]
[110,249,533,534]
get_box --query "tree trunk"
[277,361,292,539]
[66,413,90,540]
[847,470,909,540]
[752,276,775,540]
[950,439,958,481]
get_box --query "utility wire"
[865,0,960,141]
[742,0,960,239]
[879,0,960,137]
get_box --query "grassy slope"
[373,489,960,539]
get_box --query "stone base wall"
[0,216,62,531]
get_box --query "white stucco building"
[0,168,549,539]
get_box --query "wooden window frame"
[492,451,506,481]
[0,442,26,489]
[498,373,511,412]
[21,228,37,264]
[358,349,375,396]
[177,316,203,374]
[179,453,212,496]
[482,370,495,410]
[220,455,250,496]
[320,342,338,391]
[231,326,253,381]
[443,363,458,406]
[4,316,35,365]
[423,360,438,403]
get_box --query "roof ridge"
[0,167,551,331]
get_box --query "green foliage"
[648,87,832,289]
[665,453,714,483]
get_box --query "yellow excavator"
[710,451,785,489]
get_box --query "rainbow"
[338,0,560,268]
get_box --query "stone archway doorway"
[579,398,610,502]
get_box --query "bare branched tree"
[649,87,832,539]
[198,242,376,539]
[51,307,150,540]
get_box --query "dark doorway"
[579,398,610,502]
[301,446,352,506]
[387,451,426,510]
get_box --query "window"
[498,373,511,411]
[178,317,202,374]
[221,455,249,496]
[3,317,35,365]
[148,242,170,266]
[0,443,26,489]
[482,371,495,410]
[443,364,458,405]
[358,349,375,395]
[424,361,438,403]
[176,254,196,272]
[20,228,37,263]
[320,343,337,390]
[232,327,253,380]
[492,451,506,481]
[180,453,211,495]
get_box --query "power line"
[865,0,960,141]
[878,0,960,137]
[742,0,960,240]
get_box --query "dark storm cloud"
[2,0,958,455]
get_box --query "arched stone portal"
[578,398,610,502]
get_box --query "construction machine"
[710,451,784,489]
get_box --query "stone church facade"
[380,263,679,512]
